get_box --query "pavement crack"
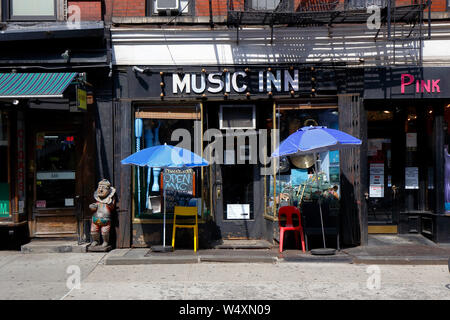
[59,253,106,300]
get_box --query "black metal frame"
[227,0,431,41]
[6,0,57,21]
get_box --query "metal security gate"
[338,94,368,246]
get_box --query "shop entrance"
[366,107,400,230]
[208,103,267,240]
[27,110,94,239]
[213,161,262,239]
[366,103,436,234]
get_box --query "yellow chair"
[172,206,199,252]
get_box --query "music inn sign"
[172,69,309,94]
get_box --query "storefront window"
[134,106,205,219]
[0,112,9,218]
[266,106,339,218]
[444,104,450,213]
[35,133,76,209]
[403,105,435,212]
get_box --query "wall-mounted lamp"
[132,66,150,74]
[61,49,71,61]
[12,99,19,106]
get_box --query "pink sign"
[401,74,441,94]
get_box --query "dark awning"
[0,73,77,98]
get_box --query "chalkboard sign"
[162,168,195,212]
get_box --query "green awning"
[0,72,78,98]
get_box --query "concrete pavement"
[0,250,449,300]
[0,251,106,300]
[54,261,450,300]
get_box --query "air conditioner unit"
[155,0,180,14]
[219,105,256,130]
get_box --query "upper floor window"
[8,0,57,21]
[249,0,281,10]
[147,0,192,16]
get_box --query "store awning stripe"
[0,73,78,98]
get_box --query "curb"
[281,256,354,263]
[21,243,88,254]
[351,256,450,265]
[104,256,200,265]
[199,255,277,264]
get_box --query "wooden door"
[27,111,94,239]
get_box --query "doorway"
[366,102,436,234]
[208,102,268,240]
[366,107,399,229]
[27,110,94,239]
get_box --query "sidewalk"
[343,234,450,265]
[17,235,450,266]
[103,235,450,266]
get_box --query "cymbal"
[290,154,315,169]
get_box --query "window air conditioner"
[155,0,180,15]
[219,105,256,130]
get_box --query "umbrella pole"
[314,153,327,249]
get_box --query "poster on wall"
[227,204,250,220]
[368,138,390,157]
[405,167,419,189]
[406,133,417,148]
[369,163,384,198]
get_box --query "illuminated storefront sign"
[172,69,308,95]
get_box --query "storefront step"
[21,240,89,254]
[103,249,278,265]
[212,240,274,250]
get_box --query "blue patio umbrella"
[272,126,362,157]
[122,144,209,251]
[272,126,362,255]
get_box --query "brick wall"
[68,1,102,21]
[196,0,230,16]
[107,0,448,18]
[111,0,146,17]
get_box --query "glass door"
[366,107,400,226]
[32,132,79,237]
[366,103,436,233]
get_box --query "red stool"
[278,206,306,253]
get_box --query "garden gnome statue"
[88,179,116,251]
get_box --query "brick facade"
[111,0,146,17]
[68,1,103,21]
[64,0,449,21]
